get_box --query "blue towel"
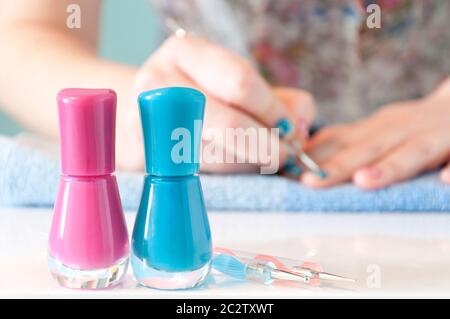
[0,135,449,212]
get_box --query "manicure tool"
[289,139,327,179]
[212,248,355,286]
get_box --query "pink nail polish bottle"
[48,88,129,289]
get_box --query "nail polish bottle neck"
[61,173,115,181]
[145,173,198,180]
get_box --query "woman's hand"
[302,79,450,189]
[127,35,315,173]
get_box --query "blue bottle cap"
[138,87,206,177]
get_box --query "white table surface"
[1,207,450,298]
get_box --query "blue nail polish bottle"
[132,87,212,289]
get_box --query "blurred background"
[0,0,161,135]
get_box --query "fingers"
[203,99,290,170]
[301,104,423,187]
[154,35,294,127]
[440,162,450,184]
[305,104,416,164]
[304,125,352,163]
[353,132,450,189]
[301,132,405,188]
[134,58,194,93]
[200,149,259,174]
[273,87,316,140]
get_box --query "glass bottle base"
[48,255,129,289]
[131,253,210,290]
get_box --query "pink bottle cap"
[57,88,116,176]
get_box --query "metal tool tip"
[297,152,327,179]
[318,272,356,283]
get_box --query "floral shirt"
[151,0,450,124]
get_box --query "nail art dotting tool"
[290,140,328,179]
[212,248,355,286]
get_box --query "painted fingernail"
[282,155,303,177]
[318,170,328,179]
[275,118,294,138]
[297,117,309,140]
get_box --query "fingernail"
[297,117,309,140]
[317,170,328,179]
[282,155,303,177]
[275,118,294,138]
[360,167,383,179]
[440,168,450,183]
[301,171,322,185]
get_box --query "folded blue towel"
[0,135,449,212]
